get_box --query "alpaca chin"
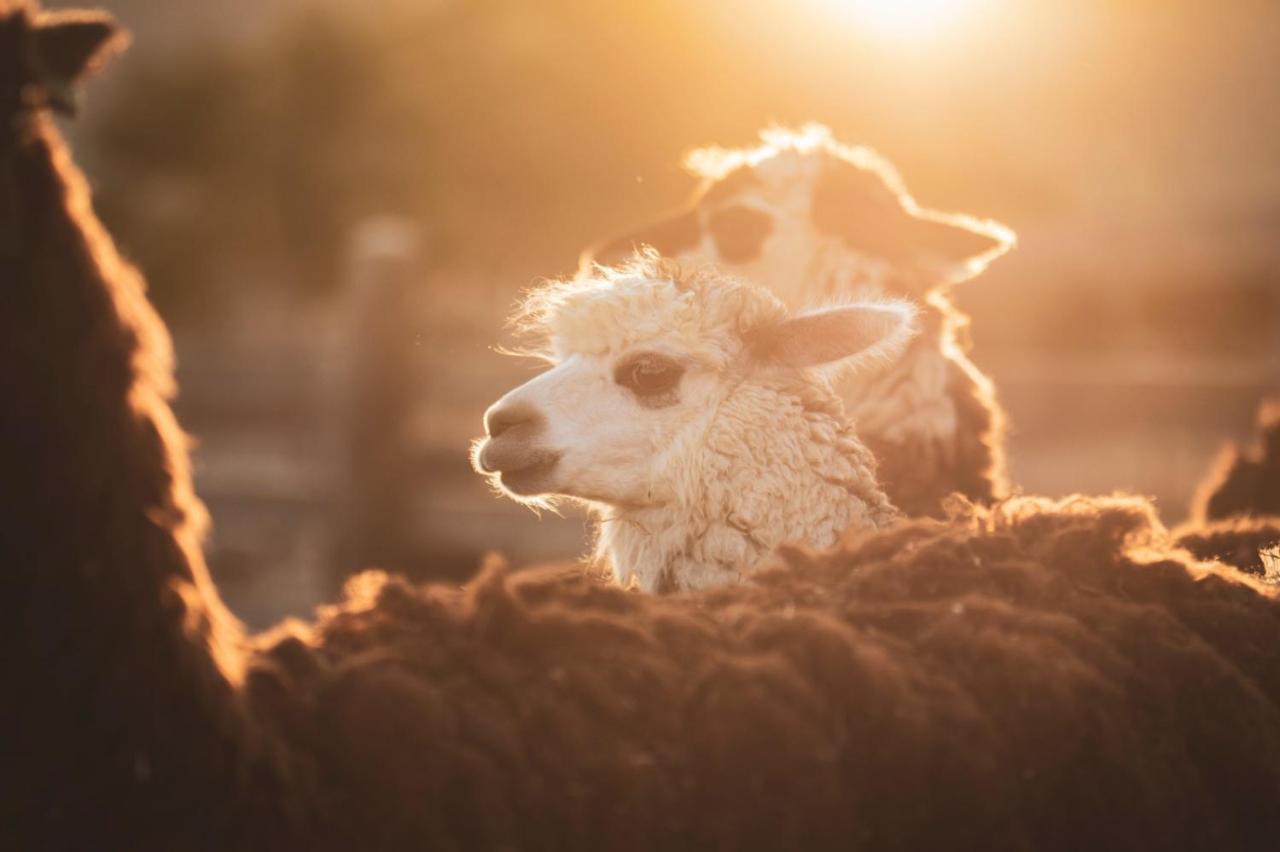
[495,456,560,497]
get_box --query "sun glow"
[824,0,976,39]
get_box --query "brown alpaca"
[1190,399,1280,522]
[1175,399,1280,576]
[582,127,1015,517]
[9,7,1280,850]
[0,4,265,846]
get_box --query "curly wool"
[516,254,788,366]
[596,374,897,591]
[229,494,1280,851]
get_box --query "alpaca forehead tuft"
[516,255,787,362]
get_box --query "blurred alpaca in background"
[1190,399,1280,522]
[583,126,1015,518]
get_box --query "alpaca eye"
[616,355,684,397]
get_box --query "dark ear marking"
[699,164,762,206]
[811,160,1007,265]
[707,204,774,264]
[810,163,917,262]
[586,208,702,267]
[910,216,1007,264]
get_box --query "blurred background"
[51,0,1279,626]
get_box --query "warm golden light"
[824,0,975,39]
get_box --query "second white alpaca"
[582,125,1016,518]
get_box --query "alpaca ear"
[748,301,917,371]
[34,12,127,113]
[910,216,1011,265]
[811,160,1012,268]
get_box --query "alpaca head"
[0,2,123,123]
[583,125,1014,307]
[474,253,916,515]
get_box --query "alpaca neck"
[1,114,251,841]
[598,379,896,592]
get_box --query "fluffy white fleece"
[499,256,909,591]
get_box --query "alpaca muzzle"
[475,400,560,494]
[475,439,561,496]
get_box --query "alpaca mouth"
[497,456,560,495]
[476,441,561,495]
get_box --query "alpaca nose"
[485,402,543,439]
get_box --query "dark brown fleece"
[241,496,1280,852]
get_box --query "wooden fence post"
[331,216,423,581]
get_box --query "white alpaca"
[582,125,1015,518]
[473,254,916,592]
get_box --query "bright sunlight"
[824,0,977,39]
